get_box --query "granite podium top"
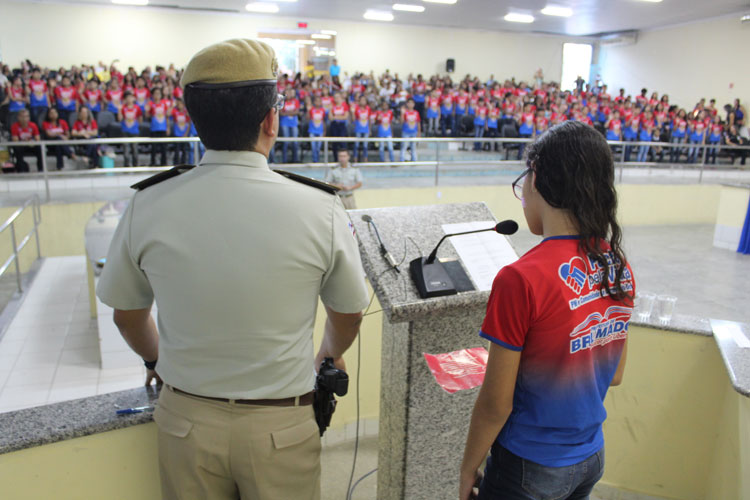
[349,202,504,323]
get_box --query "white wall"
[598,15,750,110]
[0,0,567,83]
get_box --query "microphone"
[425,220,518,264]
[362,215,400,273]
[410,219,518,299]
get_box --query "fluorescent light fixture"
[245,2,279,13]
[636,0,662,2]
[504,12,534,23]
[541,5,572,17]
[422,0,457,4]
[275,0,297,2]
[320,30,337,35]
[311,34,332,39]
[296,39,316,45]
[393,3,425,12]
[112,0,148,5]
[364,9,394,21]
[742,14,750,22]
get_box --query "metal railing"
[0,195,42,294]
[1,136,749,199]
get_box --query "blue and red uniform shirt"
[480,236,635,467]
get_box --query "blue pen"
[116,405,154,415]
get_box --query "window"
[561,43,593,91]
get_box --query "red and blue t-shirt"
[480,236,635,467]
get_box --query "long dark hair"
[525,120,632,304]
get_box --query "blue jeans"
[687,139,702,163]
[623,136,636,162]
[441,114,455,137]
[706,142,720,164]
[379,136,395,162]
[309,133,322,163]
[637,143,650,162]
[478,443,605,500]
[400,132,417,162]
[518,133,532,160]
[281,125,299,163]
[354,131,369,161]
[669,136,684,163]
[474,126,485,151]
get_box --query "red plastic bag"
[423,347,489,394]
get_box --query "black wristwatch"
[144,359,157,370]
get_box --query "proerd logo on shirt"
[558,256,587,294]
[569,305,631,354]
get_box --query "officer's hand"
[331,357,347,373]
[146,369,163,387]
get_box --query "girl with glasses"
[461,121,635,500]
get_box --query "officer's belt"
[169,385,314,406]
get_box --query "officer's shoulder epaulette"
[273,169,340,195]
[130,165,196,191]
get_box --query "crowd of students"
[0,59,748,172]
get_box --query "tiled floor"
[0,256,145,413]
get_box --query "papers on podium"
[441,221,519,291]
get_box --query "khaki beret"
[181,39,279,89]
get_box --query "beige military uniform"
[97,151,369,499]
[325,165,363,209]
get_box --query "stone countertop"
[348,202,508,324]
[710,319,750,397]
[630,313,713,336]
[0,385,159,455]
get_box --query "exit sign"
[298,22,308,28]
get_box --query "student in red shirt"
[307,96,326,163]
[7,76,29,118]
[9,109,42,172]
[460,121,633,500]
[329,92,350,158]
[352,95,372,162]
[41,108,76,170]
[83,79,103,113]
[147,87,172,166]
[170,98,191,165]
[400,98,421,162]
[71,106,99,167]
[118,92,142,167]
[105,78,125,114]
[375,100,395,162]
[279,87,301,163]
[54,75,79,124]
[134,77,151,113]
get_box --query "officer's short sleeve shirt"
[96,150,369,399]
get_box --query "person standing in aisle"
[97,39,369,500]
[325,149,363,209]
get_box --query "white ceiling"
[38,0,750,36]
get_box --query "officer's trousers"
[154,385,321,500]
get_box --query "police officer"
[96,39,370,500]
[325,149,363,210]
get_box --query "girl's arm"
[459,344,521,500]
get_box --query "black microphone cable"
[362,214,401,273]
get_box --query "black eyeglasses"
[512,167,533,201]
